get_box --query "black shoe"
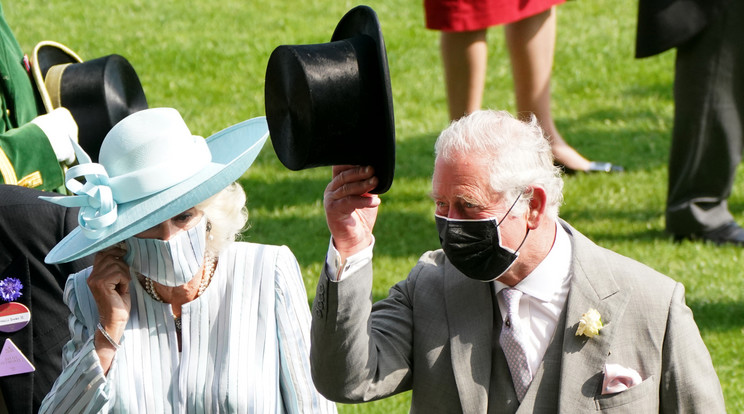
[556,161,624,175]
[673,221,744,246]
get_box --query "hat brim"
[44,117,269,264]
[31,41,84,113]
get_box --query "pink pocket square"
[602,363,642,395]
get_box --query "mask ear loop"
[495,193,530,254]
[496,193,523,226]
[514,228,531,253]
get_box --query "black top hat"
[265,5,396,194]
[31,41,149,162]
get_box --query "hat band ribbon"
[39,140,116,238]
[45,64,70,109]
[41,139,210,239]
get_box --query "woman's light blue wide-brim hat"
[43,107,269,264]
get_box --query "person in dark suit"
[0,185,93,413]
[636,0,744,245]
[310,110,724,412]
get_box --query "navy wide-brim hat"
[31,41,149,162]
[264,5,396,194]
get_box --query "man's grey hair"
[434,109,564,220]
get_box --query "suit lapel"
[444,260,494,414]
[557,222,632,410]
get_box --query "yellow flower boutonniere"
[575,308,603,338]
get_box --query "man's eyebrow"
[428,192,484,206]
[459,194,484,206]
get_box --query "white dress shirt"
[493,222,572,377]
[325,236,375,281]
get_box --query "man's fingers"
[327,166,376,194]
[327,178,378,204]
[331,164,359,177]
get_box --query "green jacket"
[0,3,64,192]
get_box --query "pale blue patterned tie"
[499,288,532,401]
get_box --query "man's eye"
[464,202,476,209]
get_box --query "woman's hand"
[87,245,131,344]
[323,165,381,263]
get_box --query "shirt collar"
[494,221,572,302]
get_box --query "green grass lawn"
[8,0,743,411]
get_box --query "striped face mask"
[123,216,207,286]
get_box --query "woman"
[425,0,623,173]
[39,108,336,413]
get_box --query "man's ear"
[526,186,547,229]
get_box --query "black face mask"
[435,197,529,282]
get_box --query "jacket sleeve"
[274,246,338,413]
[310,257,418,403]
[39,270,113,414]
[0,3,64,192]
[0,122,64,192]
[635,0,729,58]
[659,282,726,413]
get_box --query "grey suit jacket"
[310,221,726,413]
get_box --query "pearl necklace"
[143,254,217,330]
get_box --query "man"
[310,110,725,412]
[0,2,78,193]
[636,0,744,245]
[0,185,93,413]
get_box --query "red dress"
[424,0,565,31]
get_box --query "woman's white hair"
[196,182,249,255]
[434,109,564,220]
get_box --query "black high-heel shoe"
[556,161,624,175]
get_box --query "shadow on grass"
[391,132,438,181]
[689,300,744,332]
[245,206,438,263]
[622,79,674,102]
[244,133,439,206]
[399,106,672,182]
[556,110,671,173]
[559,203,668,243]
[562,200,744,244]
